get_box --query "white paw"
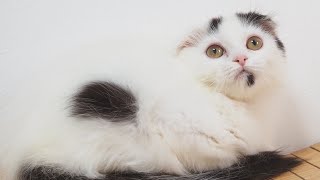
[196,123,248,153]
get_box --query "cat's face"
[178,12,286,101]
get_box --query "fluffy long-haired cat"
[0,12,300,180]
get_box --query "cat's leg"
[145,92,249,172]
[210,92,272,154]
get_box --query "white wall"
[1,0,320,148]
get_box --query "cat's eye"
[206,44,224,58]
[246,36,263,51]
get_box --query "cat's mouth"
[235,70,255,87]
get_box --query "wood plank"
[293,148,320,168]
[311,143,320,151]
[290,160,320,179]
[273,171,302,180]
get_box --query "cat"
[0,12,300,180]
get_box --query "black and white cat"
[0,12,300,180]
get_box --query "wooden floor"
[274,143,320,180]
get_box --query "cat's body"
[0,12,300,180]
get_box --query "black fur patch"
[71,81,138,122]
[275,37,285,53]
[20,151,301,180]
[246,73,255,86]
[237,12,270,26]
[19,166,146,180]
[237,11,277,36]
[208,17,222,32]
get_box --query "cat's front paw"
[171,122,249,171]
[198,124,248,152]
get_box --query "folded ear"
[177,28,206,54]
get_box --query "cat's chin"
[234,70,255,87]
[201,75,259,102]
[224,90,257,102]
[221,73,263,102]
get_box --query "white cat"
[0,12,299,180]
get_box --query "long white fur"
[0,14,285,179]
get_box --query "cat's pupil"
[212,48,217,54]
[251,40,258,46]
[212,48,223,54]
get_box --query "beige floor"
[274,143,320,180]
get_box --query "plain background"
[1,0,320,149]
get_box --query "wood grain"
[293,148,320,168]
[290,161,320,179]
[275,144,320,179]
[311,143,320,151]
[273,171,302,180]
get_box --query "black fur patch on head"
[71,81,138,122]
[237,11,276,35]
[275,37,285,53]
[20,151,301,180]
[208,17,222,33]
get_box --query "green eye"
[247,36,263,50]
[206,44,224,58]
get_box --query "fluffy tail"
[20,151,301,180]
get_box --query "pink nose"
[234,55,248,66]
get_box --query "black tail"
[20,151,301,180]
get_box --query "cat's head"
[177,12,286,101]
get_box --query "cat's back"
[0,34,197,147]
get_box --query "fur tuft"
[70,81,138,122]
